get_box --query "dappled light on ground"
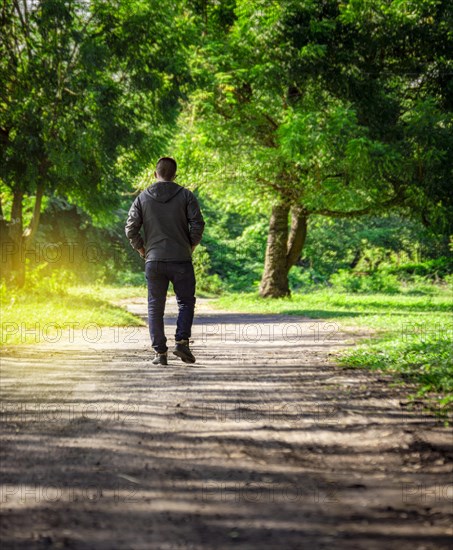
[1,299,452,549]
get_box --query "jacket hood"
[145,181,184,203]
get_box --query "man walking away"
[125,157,205,365]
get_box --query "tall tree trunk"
[7,182,45,287]
[259,201,290,297]
[259,203,308,298]
[9,188,25,286]
[23,181,44,241]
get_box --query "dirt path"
[1,298,452,549]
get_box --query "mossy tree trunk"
[259,202,308,298]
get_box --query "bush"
[329,269,366,292]
[387,257,453,280]
[112,270,145,287]
[23,263,77,296]
[330,269,400,293]
[402,275,443,295]
[289,266,329,291]
[362,272,400,293]
[193,245,224,295]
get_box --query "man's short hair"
[156,157,177,181]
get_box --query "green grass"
[0,284,145,347]
[214,289,453,406]
[0,280,216,348]
[76,284,147,302]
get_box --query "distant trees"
[1,0,193,284]
[2,1,451,294]
[180,0,453,297]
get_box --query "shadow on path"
[1,299,452,549]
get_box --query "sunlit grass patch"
[1,282,144,347]
[74,284,147,302]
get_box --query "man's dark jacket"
[125,181,205,262]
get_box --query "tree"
[176,0,453,297]
[0,0,193,285]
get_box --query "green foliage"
[184,192,268,291]
[387,257,453,280]
[23,263,77,296]
[1,0,196,285]
[192,244,224,294]
[330,269,401,294]
[1,0,451,308]
[181,199,450,292]
[152,0,451,299]
[302,214,449,277]
[171,0,453,237]
[108,270,146,287]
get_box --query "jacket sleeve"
[186,191,205,246]
[125,196,145,250]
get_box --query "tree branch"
[12,0,27,34]
[309,190,406,218]
[21,0,28,23]
[12,0,31,52]
[255,176,297,200]
[261,111,279,130]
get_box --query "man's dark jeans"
[145,260,196,353]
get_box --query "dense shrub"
[329,269,400,293]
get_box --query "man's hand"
[138,247,145,259]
